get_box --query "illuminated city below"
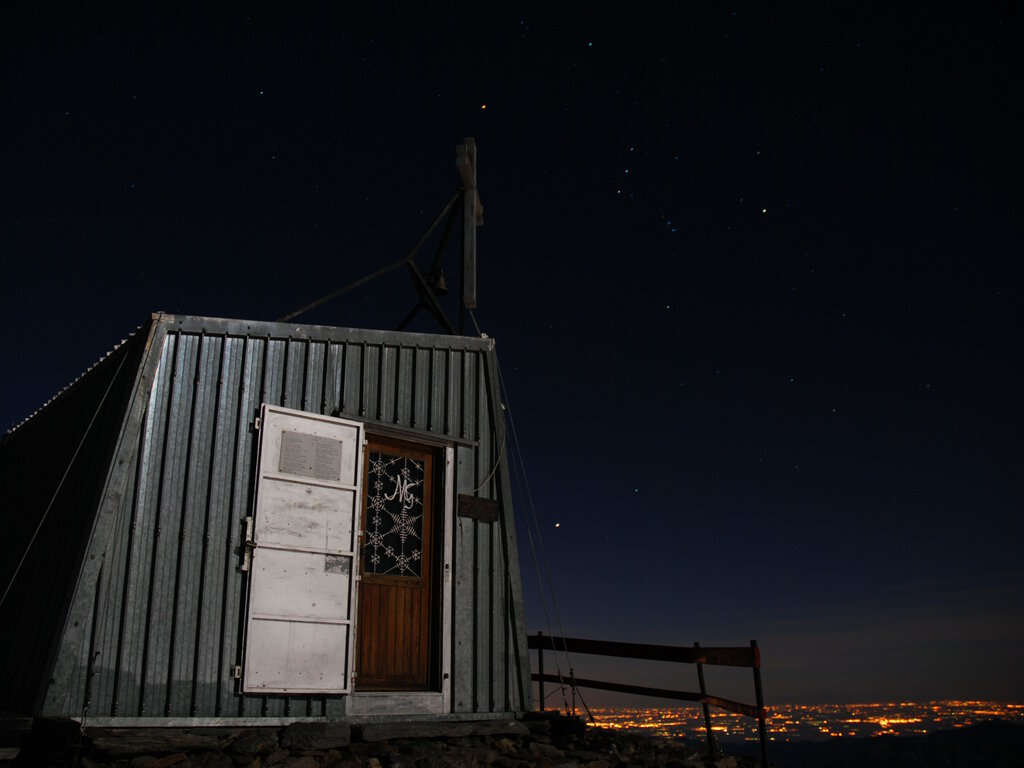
[584,701,1024,743]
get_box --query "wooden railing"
[528,632,769,766]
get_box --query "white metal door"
[243,405,364,694]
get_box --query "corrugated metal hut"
[0,312,531,726]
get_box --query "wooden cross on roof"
[276,139,484,334]
[456,138,483,311]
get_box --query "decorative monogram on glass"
[363,451,424,577]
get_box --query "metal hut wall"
[0,312,532,725]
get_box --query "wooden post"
[695,641,717,760]
[570,667,576,716]
[537,631,545,711]
[456,138,481,314]
[751,640,769,767]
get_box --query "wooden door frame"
[349,437,454,715]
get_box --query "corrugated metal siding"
[39,315,529,720]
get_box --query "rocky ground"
[5,712,756,768]
[8,713,1022,767]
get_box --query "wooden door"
[243,405,363,694]
[356,436,438,690]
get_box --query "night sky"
[2,4,1020,706]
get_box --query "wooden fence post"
[538,631,545,711]
[752,640,769,767]
[694,641,717,760]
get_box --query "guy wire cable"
[470,309,570,708]
[495,353,581,713]
[1,343,132,610]
[485,344,568,706]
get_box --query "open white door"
[243,405,364,694]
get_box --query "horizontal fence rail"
[528,632,769,766]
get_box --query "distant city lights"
[582,701,1023,743]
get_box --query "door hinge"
[241,516,255,571]
[233,666,242,680]
[253,415,261,432]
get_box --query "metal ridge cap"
[154,313,497,351]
